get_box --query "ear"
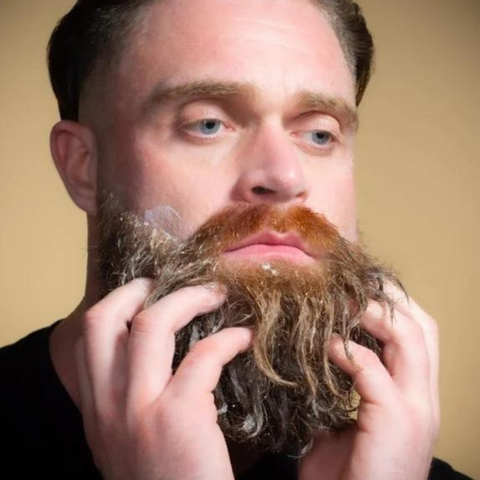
[50,121,98,215]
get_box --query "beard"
[95,192,401,456]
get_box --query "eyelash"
[180,118,337,150]
[179,118,227,145]
[299,130,337,152]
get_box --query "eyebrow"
[144,79,359,132]
[144,79,255,112]
[296,90,359,133]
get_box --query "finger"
[383,284,439,372]
[328,334,399,406]
[165,327,253,398]
[81,278,153,410]
[382,283,440,423]
[359,301,431,399]
[75,338,93,413]
[126,284,227,407]
[383,283,439,356]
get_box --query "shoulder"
[430,458,474,480]
[0,322,62,408]
[0,322,101,478]
[0,323,58,372]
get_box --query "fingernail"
[203,282,227,295]
[134,277,154,292]
[238,327,254,349]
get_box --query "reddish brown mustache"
[184,203,343,261]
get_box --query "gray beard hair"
[95,193,402,455]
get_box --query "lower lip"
[222,244,314,264]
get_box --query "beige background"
[1,0,479,477]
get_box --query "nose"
[232,125,310,205]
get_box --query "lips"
[223,231,315,263]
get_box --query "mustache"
[184,202,342,258]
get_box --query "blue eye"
[191,119,222,135]
[310,130,333,145]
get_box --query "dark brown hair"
[48,0,374,121]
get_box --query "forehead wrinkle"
[296,90,359,133]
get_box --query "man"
[0,0,473,479]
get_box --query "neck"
[49,300,88,409]
[49,215,104,407]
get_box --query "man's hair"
[48,0,374,122]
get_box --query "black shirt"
[0,323,474,480]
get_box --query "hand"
[75,278,253,480]
[299,284,440,480]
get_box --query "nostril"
[252,186,275,196]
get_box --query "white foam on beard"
[142,204,185,240]
[261,262,279,276]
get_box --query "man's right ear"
[50,121,98,215]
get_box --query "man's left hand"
[299,284,440,480]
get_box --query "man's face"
[87,0,358,243]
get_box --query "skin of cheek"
[306,161,358,242]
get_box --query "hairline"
[78,1,154,122]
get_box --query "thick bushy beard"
[95,193,402,455]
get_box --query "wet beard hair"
[96,193,402,455]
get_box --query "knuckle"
[365,301,389,322]
[150,398,181,431]
[182,345,209,369]
[88,407,120,440]
[95,410,117,431]
[354,345,381,371]
[125,405,151,435]
[82,307,105,332]
[180,340,219,371]
[391,319,425,346]
[130,311,156,336]
[188,339,210,356]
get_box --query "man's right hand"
[75,278,252,480]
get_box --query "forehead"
[103,0,355,117]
